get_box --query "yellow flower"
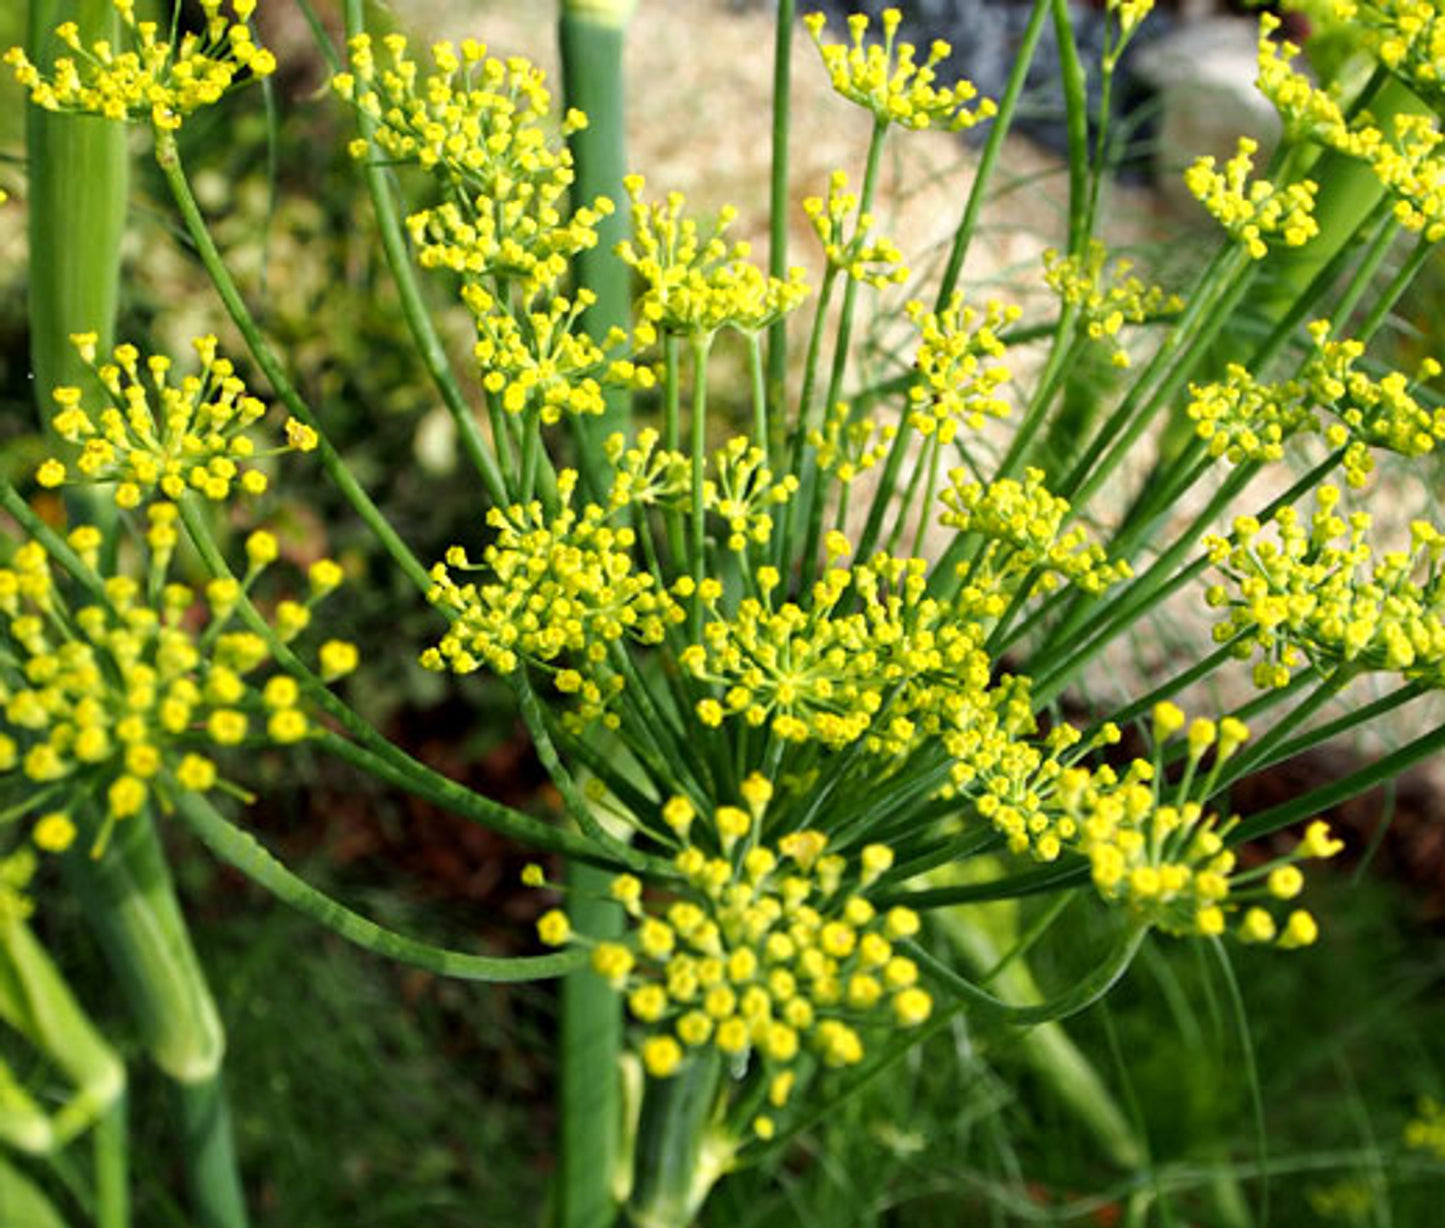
[5,1,275,131]
[804,9,996,132]
[536,909,572,947]
[32,812,76,853]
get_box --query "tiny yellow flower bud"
[1152,701,1186,741]
[641,1035,684,1078]
[33,812,76,853]
[893,987,933,1027]
[1278,910,1318,949]
[319,640,360,681]
[537,909,571,946]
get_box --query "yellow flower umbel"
[617,177,809,341]
[804,171,909,290]
[4,0,274,131]
[0,529,355,858]
[1205,488,1445,688]
[803,9,996,132]
[1042,242,1182,369]
[940,468,1134,598]
[1183,138,1320,259]
[537,785,930,1138]
[1257,15,1445,243]
[463,285,655,423]
[905,294,1018,440]
[1335,0,1445,106]
[36,334,317,510]
[336,35,601,298]
[706,438,800,554]
[1187,319,1443,480]
[422,471,683,729]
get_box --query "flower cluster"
[462,286,654,422]
[1334,0,1445,104]
[682,550,1011,756]
[335,35,599,297]
[1183,138,1320,259]
[707,438,800,553]
[1258,14,1445,243]
[0,530,355,859]
[802,9,996,133]
[618,177,809,340]
[940,468,1134,598]
[35,335,317,509]
[808,403,894,485]
[1186,320,1442,482]
[1205,488,1445,687]
[959,701,1335,944]
[905,295,1017,439]
[5,0,274,130]
[1187,362,1319,466]
[404,197,611,297]
[1068,708,1336,945]
[1042,242,1182,369]
[422,473,683,727]
[803,172,909,289]
[537,783,931,1137]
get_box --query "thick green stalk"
[0,923,124,1131]
[559,9,637,1223]
[62,806,245,1227]
[62,809,223,1085]
[765,0,796,412]
[0,1154,70,1228]
[93,1099,128,1228]
[560,865,625,1228]
[625,1054,730,1228]
[175,1075,246,1228]
[561,0,636,496]
[25,0,127,406]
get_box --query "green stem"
[1233,718,1445,843]
[175,497,653,870]
[155,134,433,597]
[93,1096,129,1228]
[935,0,1050,308]
[1050,0,1092,258]
[175,1073,247,1228]
[907,920,1147,1026]
[172,791,584,982]
[798,119,887,585]
[560,863,625,1228]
